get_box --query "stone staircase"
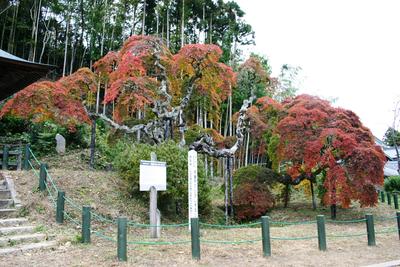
[0,175,57,255]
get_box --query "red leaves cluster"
[233,182,275,221]
[92,36,235,124]
[259,94,385,207]
[171,44,235,112]
[238,56,270,85]
[0,68,96,131]
[2,35,237,131]
[93,51,118,81]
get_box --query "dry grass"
[1,150,399,266]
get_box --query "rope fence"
[21,146,400,261]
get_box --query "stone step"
[0,218,28,227]
[0,225,34,236]
[0,240,57,255]
[0,233,47,247]
[0,208,17,218]
[0,190,11,198]
[0,199,13,208]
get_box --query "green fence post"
[2,145,9,170]
[380,191,385,203]
[117,217,127,261]
[317,215,327,251]
[365,214,376,246]
[191,218,201,260]
[39,163,47,192]
[394,193,399,210]
[82,206,91,243]
[396,211,400,240]
[261,216,271,257]
[23,144,30,170]
[387,192,392,206]
[56,191,65,223]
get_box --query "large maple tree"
[0,36,235,143]
[0,68,96,131]
[257,94,385,216]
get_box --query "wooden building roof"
[0,49,54,101]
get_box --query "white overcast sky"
[235,0,400,139]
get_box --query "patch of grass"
[72,234,83,244]
[35,204,46,214]
[18,205,30,217]
[34,225,46,233]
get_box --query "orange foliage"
[263,94,385,207]
[0,68,96,131]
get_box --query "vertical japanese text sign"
[188,150,198,222]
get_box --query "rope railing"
[90,211,116,224]
[201,238,262,244]
[63,210,81,226]
[270,220,316,225]
[375,215,400,222]
[44,168,59,193]
[127,239,191,245]
[326,218,366,224]
[93,230,117,242]
[27,160,40,178]
[271,235,317,241]
[199,222,261,228]
[326,232,366,238]
[127,221,189,228]
[23,146,400,262]
[28,147,41,166]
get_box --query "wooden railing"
[0,143,26,170]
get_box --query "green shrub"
[0,116,31,144]
[232,165,276,221]
[0,115,88,155]
[232,165,279,188]
[114,141,212,218]
[384,176,400,192]
[30,121,88,155]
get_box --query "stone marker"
[55,134,66,154]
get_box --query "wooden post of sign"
[150,152,160,238]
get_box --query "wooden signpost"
[140,152,166,238]
[188,150,198,229]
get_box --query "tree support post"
[23,144,30,170]
[39,163,47,192]
[82,206,91,243]
[317,215,327,251]
[2,145,9,170]
[149,152,160,238]
[365,214,376,246]
[387,192,392,206]
[394,193,399,210]
[380,191,385,203]
[396,211,400,240]
[56,191,65,224]
[261,216,271,256]
[190,217,200,260]
[117,217,127,261]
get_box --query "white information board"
[188,150,198,219]
[140,160,167,191]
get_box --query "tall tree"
[258,94,385,218]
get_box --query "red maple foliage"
[259,94,385,207]
[233,182,275,221]
[0,68,96,131]
[171,44,236,119]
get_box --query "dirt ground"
[1,155,400,266]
